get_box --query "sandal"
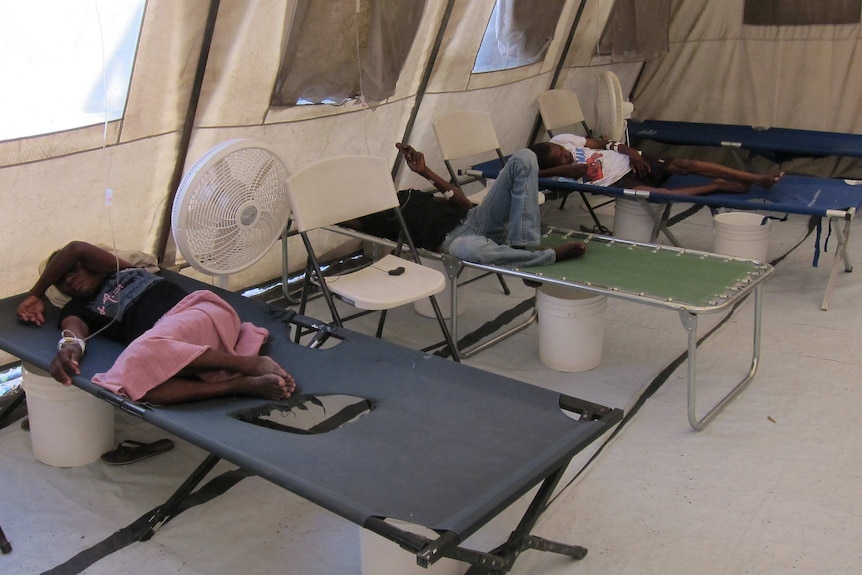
[100,439,175,465]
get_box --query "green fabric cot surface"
[518,235,760,307]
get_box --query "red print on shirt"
[584,152,604,182]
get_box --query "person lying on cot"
[343,143,586,267]
[16,241,296,405]
[529,134,784,196]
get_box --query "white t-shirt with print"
[550,133,631,187]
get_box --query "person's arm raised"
[396,143,473,211]
[28,242,132,300]
[17,242,133,325]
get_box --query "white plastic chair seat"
[327,254,445,310]
[468,183,545,206]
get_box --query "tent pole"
[391,0,457,181]
[156,0,221,265]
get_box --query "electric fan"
[594,71,635,142]
[171,139,292,286]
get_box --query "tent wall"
[635,0,862,133]
[0,1,209,301]
[632,0,862,177]
[3,0,860,321]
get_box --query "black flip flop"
[100,439,175,465]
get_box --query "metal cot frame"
[0,274,623,574]
[323,225,773,431]
[469,162,858,312]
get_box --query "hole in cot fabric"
[231,394,372,434]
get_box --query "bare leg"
[635,179,749,197]
[184,349,292,380]
[143,349,297,405]
[140,374,292,405]
[666,158,783,188]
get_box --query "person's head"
[528,142,573,169]
[48,252,103,298]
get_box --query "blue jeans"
[441,149,556,267]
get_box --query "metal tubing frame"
[443,254,537,359]
[683,286,763,431]
[320,225,772,427]
[821,211,854,311]
[643,202,855,312]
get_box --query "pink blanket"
[92,290,269,401]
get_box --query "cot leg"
[524,535,587,559]
[0,523,12,554]
[575,191,611,234]
[428,465,586,574]
[0,386,26,427]
[138,454,221,541]
[443,259,539,359]
[821,215,853,311]
[685,286,763,430]
[644,201,680,246]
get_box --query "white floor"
[2,199,860,575]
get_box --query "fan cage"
[595,72,625,141]
[172,139,291,276]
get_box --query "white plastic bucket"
[360,520,466,575]
[712,212,771,262]
[414,258,466,319]
[23,362,115,467]
[537,285,607,372]
[613,198,655,243]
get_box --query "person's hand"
[396,143,427,175]
[627,148,651,178]
[17,295,46,326]
[49,346,82,386]
[562,163,589,180]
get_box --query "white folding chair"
[286,155,460,360]
[433,110,507,206]
[432,110,533,306]
[537,89,611,230]
[537,88,593,138]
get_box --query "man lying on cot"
[16,241,297,405]
[529,134,783,196]
[344,143,586,267]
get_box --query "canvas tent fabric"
[1,0,860,338]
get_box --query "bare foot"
[235,374,293,400]
[755,171,784,189]
[714,179,750,194]
[553,241,587,261]
[249,355,289,378]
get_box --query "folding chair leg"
[495,273,511,295]
[427,294,461,362]
[294,259,315,344]
[300,234,344,329]
[375,310,388,339]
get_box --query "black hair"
[528,142,555,169]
